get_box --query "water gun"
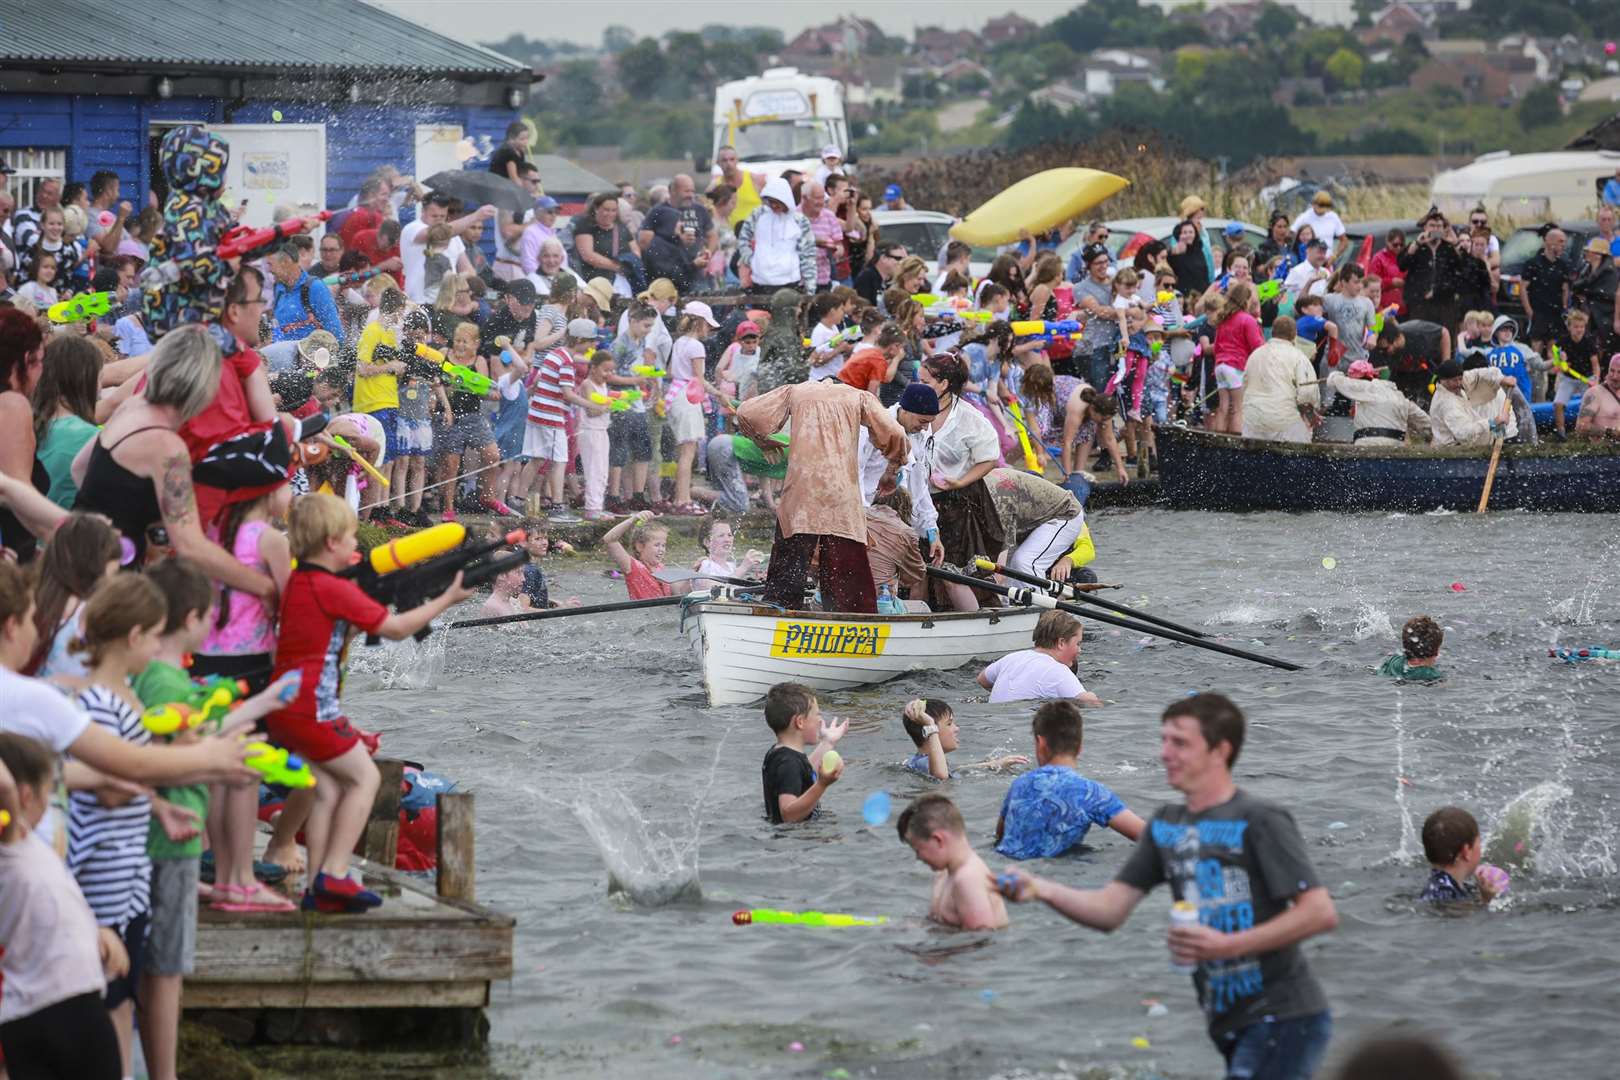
[330,434,389,488]
[342,522,529,640]
[320,266,387,289]
[631,364,668,378]
[47,290,116,324]
[1548,345,1590,384]
[803,324,861,350]
[1003,397,1041,473]
[245,742,315,789]
[1009,319,1083,340]
[217,210,333,262]
[492,335,521,367]
[589,389,643,412]
[732,908,887,927]
[415,343,494,396]
[1256,279,1282,303]
[1550,647,1620,663]
[141,677,249,736]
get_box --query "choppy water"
[345,509,1620,1079]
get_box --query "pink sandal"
[210,882,296,913]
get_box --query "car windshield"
[727,119,836,163]
[877,220,952,260]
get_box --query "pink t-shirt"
[203,519,277,657]
[1214,311,1264,372]
[625,559,671,600]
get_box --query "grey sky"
[368,0,1351,51]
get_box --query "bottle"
[877,584,893,613]
[1169,898,1200,974]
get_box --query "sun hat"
[581,276,616,311]
[1312,190,1334,208]
[883,183,903,201]
[1179,195,1206,218]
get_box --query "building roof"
[532,154,617,197]
[0,0,529,76]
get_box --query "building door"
[413,124,464,186]
[210,123,327,227]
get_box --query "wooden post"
[361,757,403,871]
[436,792,475,903]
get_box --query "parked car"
[1054,217,1268,276]
[870,209,996,281]
[1497,220,1596,307]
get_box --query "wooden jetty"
[183,770,512,1043]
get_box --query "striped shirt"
[67,685,151,927]
[527,346,575,429]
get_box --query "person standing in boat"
[914,355,1006,612]
[856,383,945,568]
[1324,361,1432,446]
[736,381,907,614]
[1239,316,1319,444]
[1428,360,1514,447]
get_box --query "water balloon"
[862,790,891,826]
[1321,556,1337,570]
[271,109,283,122]
[1450,582,1466,592]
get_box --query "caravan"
[710,69,850,183]
[1430,150,1620,222]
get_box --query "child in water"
[1379,615,1444,682]
[896,793,1008,930]
[1419,806,1505,905]
[692,517,763,589]
[901,699,1028,781]
[761,682,847,825]
[602,510,672,600]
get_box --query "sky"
[368,0,1353,50]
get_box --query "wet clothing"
[996,765,1126,860]
[762,745,816,825]
[1377,654,1443,682]
[1419,868,1477,903]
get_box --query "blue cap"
[897,382,939,416]
[883,183,903,201]
[1223,222,1244,237]
[535,195,559,210]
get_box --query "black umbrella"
[422,169,530,215]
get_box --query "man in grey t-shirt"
[996,693,1337,1080]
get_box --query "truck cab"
[709,68,850,183]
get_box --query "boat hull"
[1156,427,1620,513]
[687,602,1042,707]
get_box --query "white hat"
[566,317,600,339]
[821,144,842,161]
[681,300,720,328]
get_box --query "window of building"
[0,149,68,209]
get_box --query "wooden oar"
[1477,435,1504,513]
[974,558,1209,638]
[927,566,1300,671]
[449,594,685,629]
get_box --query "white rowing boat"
[685,598,1042,707]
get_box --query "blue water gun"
[1550,647,1620,663]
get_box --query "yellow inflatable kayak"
[949,168,1130,247]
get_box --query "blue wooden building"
[0,0,540,221]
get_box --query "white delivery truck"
[710,68,851,182]
[1430,150,1620,221]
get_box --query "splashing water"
[1207,602,1288,628]
[362,631,447,691]
[1351,600,1394,643]
[572,725,734,906]
[1391,693,1419,862]
[1484,781,1617,881]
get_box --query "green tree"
[617,38,669,101]
[1324,48,1365,90]
[545,59,604,113]
[1003,100,1094,152]
[1517,83,1561,129]
[602,26,635,54]
[1254,2,1302,40]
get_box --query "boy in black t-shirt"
[760,682,846,824]
[1551,310,1600,440]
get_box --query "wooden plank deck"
[184,834,513,1012]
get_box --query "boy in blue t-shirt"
[996,700,1144,860]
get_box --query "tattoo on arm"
[157,450,199,532]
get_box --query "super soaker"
[1550,646,1620,663]
[141,677,249,736]
[631,364,668,378]
[47,291,116,324]
[1009,319,1083,340]
[589,390,643,412]
[245,742,315,788]
[732,908,888,927]
[415,343,494,396]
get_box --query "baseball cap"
[1436,359,1464,380]
[682,300,720,328]
[566,317,599,339]
[821,144,842,161]
[735,320,761,340]
[1223,222,1244,238]
[534,195,559,211]
[883,183,903,201]
[1082,242,1111,266]
[506,278,537,305]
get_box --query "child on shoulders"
[761,682,847,824]
[896,793,1008,930]
[1379,615,1444,682]
[1419,806,1506,905]
[995,700,1143,860]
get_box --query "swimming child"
[1419,806,1504,904]
[995,700,1143,859]
[479,565,531,619]
[516,522,580,609]
[692,517,763,589]
[896,793,1008,930]
[902,698,1029,781]
[602,510,672,600]
[1378,615,1444,682]
[761,682,847,825]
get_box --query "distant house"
[783,15,882,59]
[1027,82,1091,114]
[914,26,982,67]
[981,14,1037,45]
[1361,4,1437,45]
[1200,2,1266,41]
[1409,56,1534,105]
[1081,52,1166,98]
[1273,77,1327,106]
[936,59,994,88]
[798,56,903,107]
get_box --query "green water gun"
[803,324,861,350]
[415,343,494,396]
[1256,279,1282,303]
[631,364,668,378]
[589,389,643,412]
[732,908,887,927]
[245,741,315,789]
[141,677,249,736]
[1548,344,1590,385]
[47,291,116,324]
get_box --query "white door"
[414,124,465,187]
[211,123,327,228]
